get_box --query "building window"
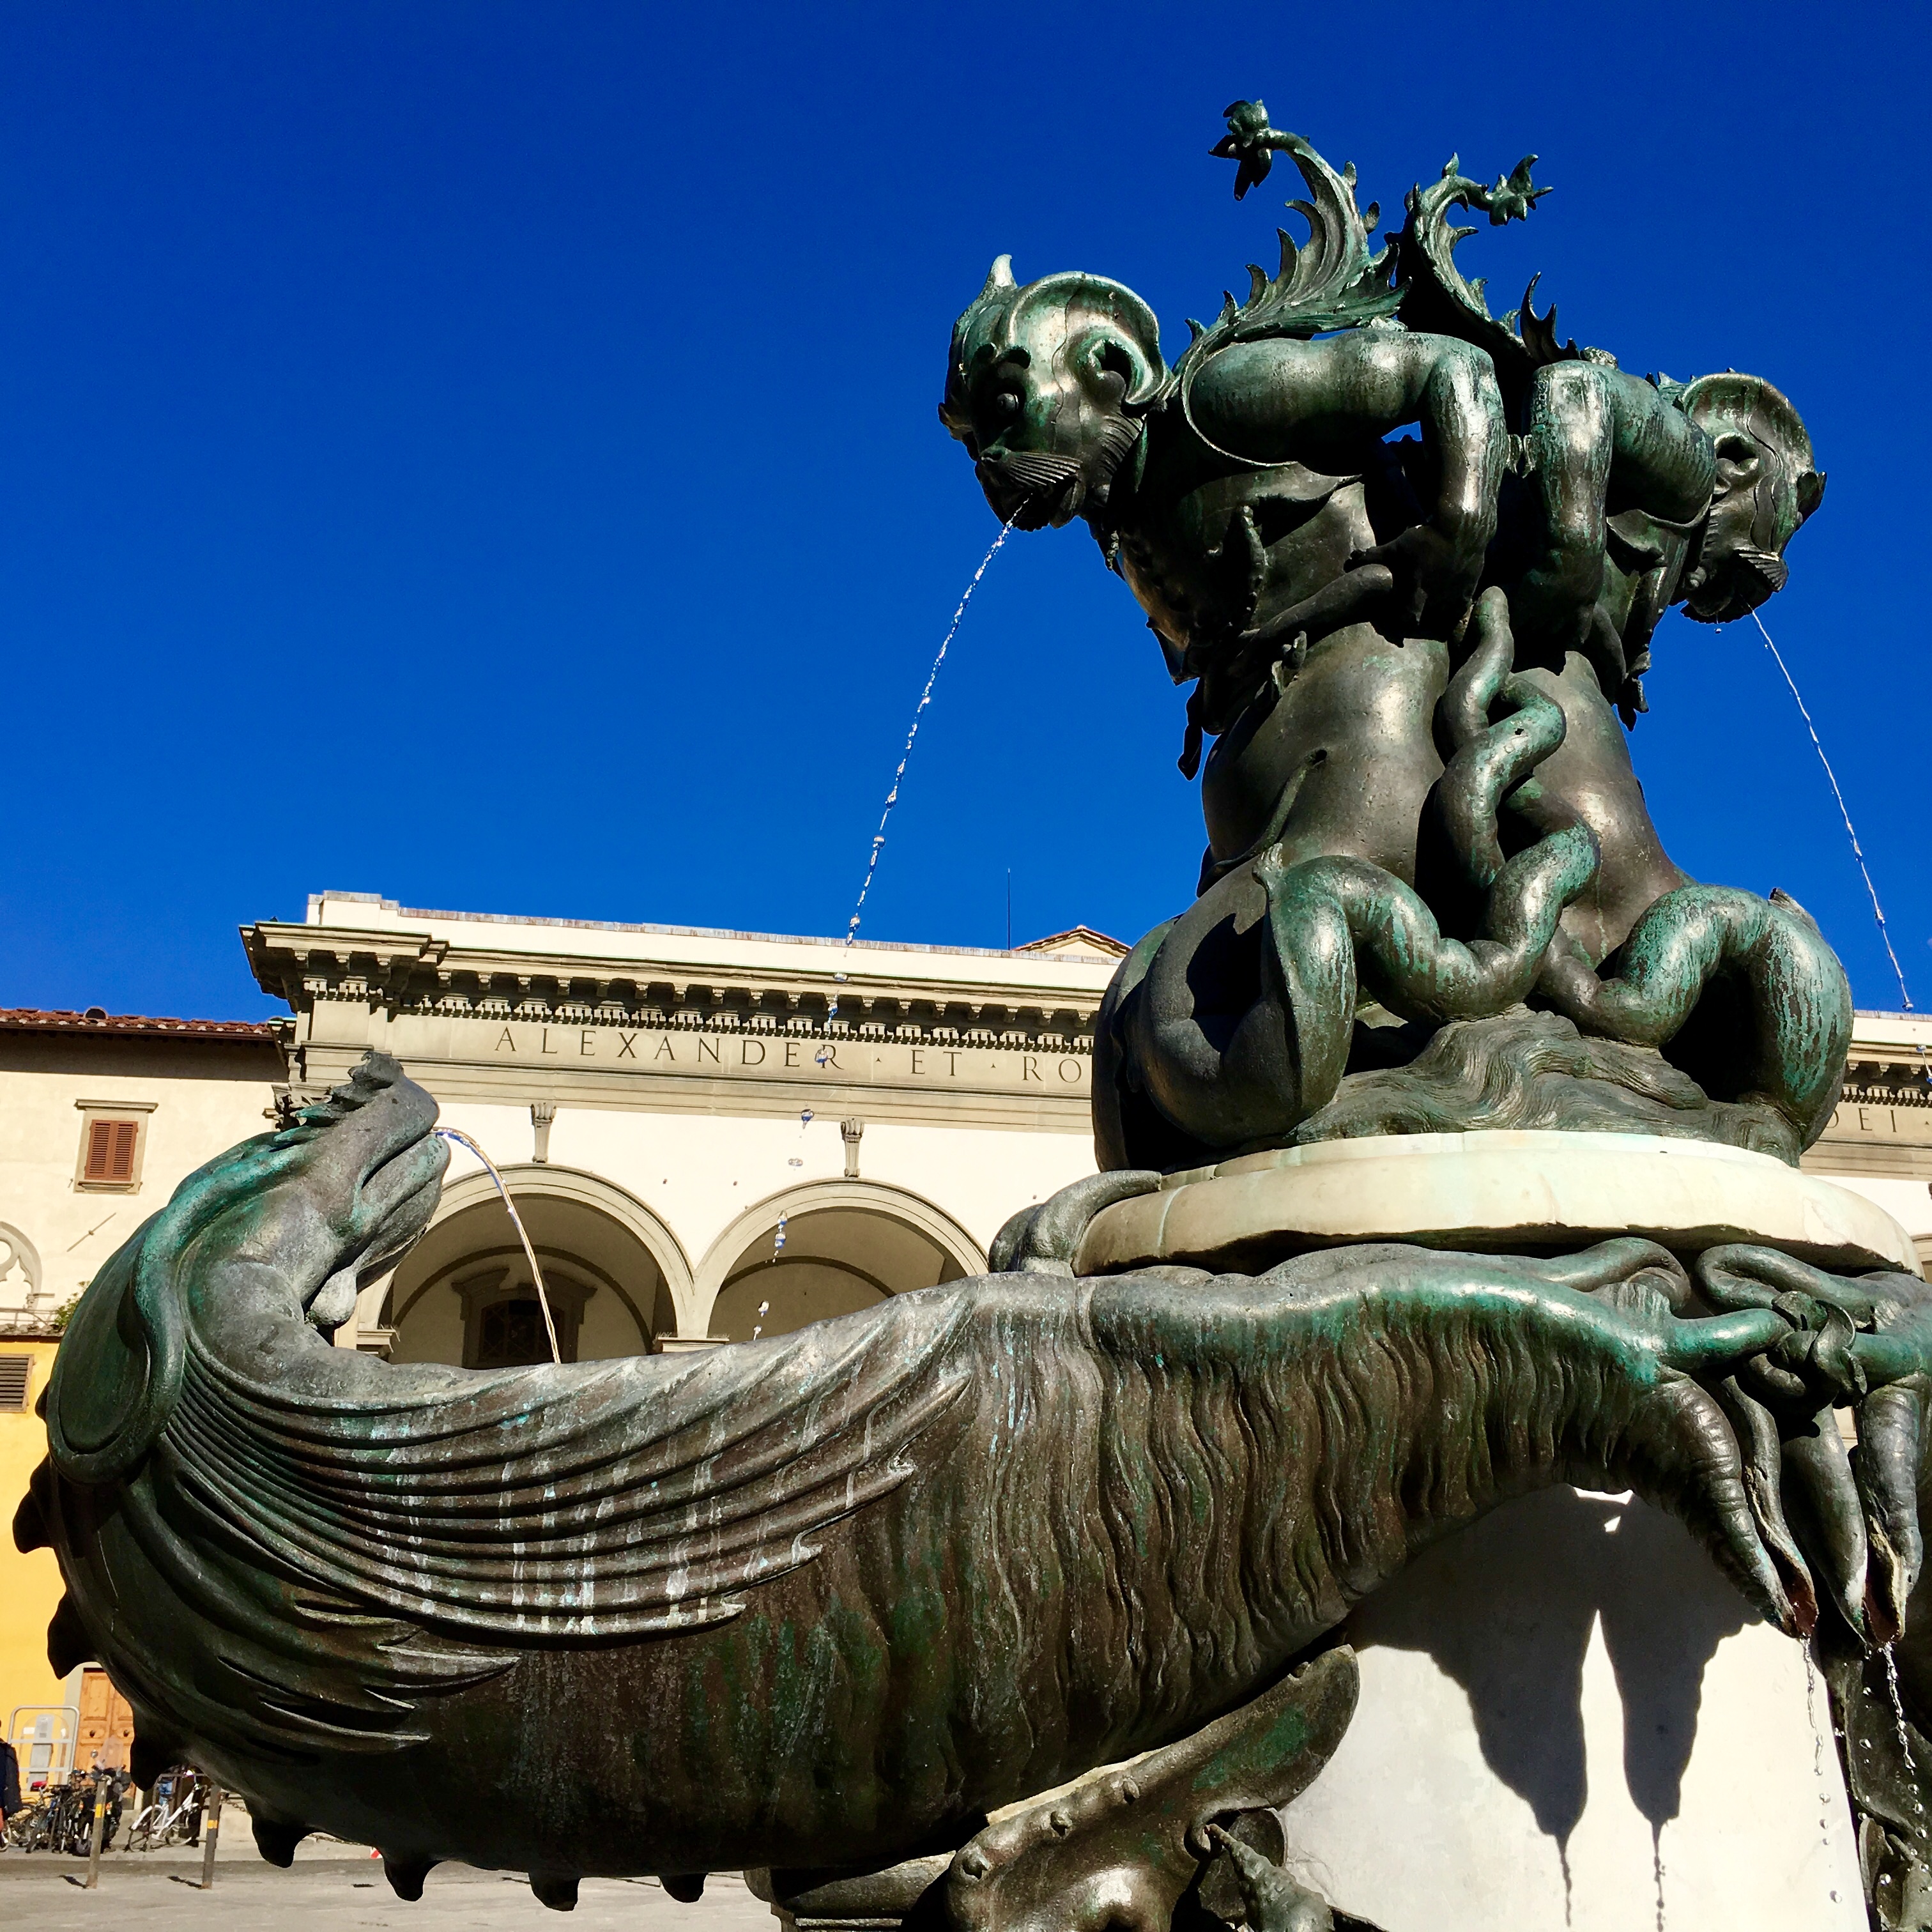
[84,1119,139,1183]
[73,1102,155,1192]
[0,1355,31,1412]
[453,1265,592,1367]
[475,1297,551,1368]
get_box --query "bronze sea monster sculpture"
[17,1054,1932,1920]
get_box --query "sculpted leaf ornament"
[1395,151,1588,408]
[1209,98,1297,200]
[1176,112,1402,468]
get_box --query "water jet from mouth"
[434,1126,560,1365]
[827,513,1018,1022]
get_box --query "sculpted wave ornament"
[17,1055,1932,1920]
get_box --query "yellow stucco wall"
[1,1339,71,1726]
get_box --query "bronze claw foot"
[942,1648,1360,1932]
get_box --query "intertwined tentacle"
[1694,1246,1932,1646]
[1253,825,1599,1120]
[1125,589,1598,1153]
[1435,586,1571,894]
[1535,884,1852,1146]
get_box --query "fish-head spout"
[46,1052,447,1486]
[240,1052,448,1335]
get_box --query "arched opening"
[699,1184,985,1343]
[383,1180,678,1368]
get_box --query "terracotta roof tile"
[0,1007,280,1040]
[1012,926,1130,960]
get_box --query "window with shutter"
[78,1116,144,1189]
[0,1356,30,1411]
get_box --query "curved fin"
[382,1853,437,1901]
[162,1289,974,1644]
[130,1727,182,1791]
[47,1591,90,1679]
[1395,153,1579,420]
[530,1872,580,1911]
[12,1453,52,1552]
[1173,130,1400,461]
[252,1813,312,1867]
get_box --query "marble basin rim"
[1073,1130,1922,1279]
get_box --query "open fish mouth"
[977,450,1087,529]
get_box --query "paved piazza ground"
[0,1834,778,1932]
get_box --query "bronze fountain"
[17,101,1928,1931]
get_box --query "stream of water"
[1802,1646,1844,1908]
[826,514,1019,1023]
[434,1126,561,1364]
[1884,1644,1926,1822]
[1751,611,1924,1057]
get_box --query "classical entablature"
[243,892,1126,1131]
[1802,1014,1932,1187]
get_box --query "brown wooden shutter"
[0,1355,29,1411]
[82,1117,141,1183]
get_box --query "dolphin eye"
[990,390,1022,420]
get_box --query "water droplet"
[1802,1646,1839,1875]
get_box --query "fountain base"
[1074,1130,1921,1278]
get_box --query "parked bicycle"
[3,1791,51,1851]
[1,1769,127,1855]
[57,1768,123,1855]
[125,1767,203,1851]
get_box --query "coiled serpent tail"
[1435,587,1575,897]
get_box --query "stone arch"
[378,1165,693,1366]
[693,1180,987,1344]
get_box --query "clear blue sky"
[3,1,1926,1019]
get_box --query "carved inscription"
[416,1017,1089,1094]
[1821,1103,1932,1147]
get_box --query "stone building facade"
[0,1008,285,1746]
[241,891,1129,1360]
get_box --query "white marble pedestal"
[1280,1487,1865,1931]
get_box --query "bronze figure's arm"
[1516,361,1717,654]
[1188,330,1506,636]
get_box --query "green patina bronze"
[942,105,1840,1176]
[12,98,1919,1931]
